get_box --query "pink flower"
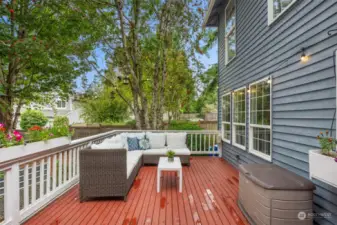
[0,123,4,128]
[13,130,20,135]
[335,158,337,163]
[6,134,12,140]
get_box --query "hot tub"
[238,164,315,225]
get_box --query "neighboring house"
[16,97,84,129]
[205,0,337,224]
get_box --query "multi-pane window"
[56,100,66,109]
[268,0,296,24]
[232,88,246,149]
[249,78,271,159]
[221,94,231,142]
[225,0,236,64]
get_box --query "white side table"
[157,157,182,193]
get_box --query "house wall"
[217,0,337,224]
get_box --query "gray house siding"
[217,0,337,224]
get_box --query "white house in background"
[16,96,84,129]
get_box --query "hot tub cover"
[239,164,315,191]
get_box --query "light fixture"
[247,89,250,93]
[300,48,309,63]
[267,78,271,84]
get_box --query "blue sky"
[77,44,218,90]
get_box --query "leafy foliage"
[168,120,202,131]
[0,123,23,147]
[26,125,72,142]
[0,0,108,131]
[317,131,337,156]
[79,86,129,124]
[53,116,69,128]
[20,110,48,131]
[193,64,218,115]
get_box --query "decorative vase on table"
[166,150,175,163]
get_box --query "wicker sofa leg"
[124,196,128,202]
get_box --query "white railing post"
[40,159,45,198]
[31,161,37,203]
[23,164,29,209]
[4,163,20,225]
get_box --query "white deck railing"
[0,130,220,225]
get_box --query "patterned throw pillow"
[127,137,140,151]
[139,137,151,150]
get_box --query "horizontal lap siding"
[217,0,337,224]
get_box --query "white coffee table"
[157,157,182,193]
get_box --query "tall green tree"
[0,0,107,131]
[194,64,218,115]
[90,0,208,130]
[79,85,129,124]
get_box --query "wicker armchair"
[79,148,142,202]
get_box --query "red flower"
[9,9,14,20]
[328,138,332,143]
[29,125,42,131]
[0,127,5,133]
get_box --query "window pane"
[273,0,294,19]
[252,127,271,156]
[234,125,245,147]
[225,0,236,35]
[222,95,231,122]
[223,123,231,140]
[250,79,271,126]
[227,30,236,62]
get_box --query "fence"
[0,130,220,225]
[198,121,218,130]
[70,124,135,140]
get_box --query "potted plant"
[167,150,176,162]
[309,131,337,188]
[0,123,72,163]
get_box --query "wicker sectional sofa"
[79,132,190,202]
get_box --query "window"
[221,93,231,142]
[225,0,236,65]
[249,78,272,160]
[56,100,66,109]
[268,0,296,25]
[232,87,246,149]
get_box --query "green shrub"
[20,110,48,131]
[53,116,69,128]
[125,120,136,128]
[168,120,202,130]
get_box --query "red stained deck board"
[23,157,249,225]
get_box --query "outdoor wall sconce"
[267,78,271,84]
[300,48,309,63]
[247,89,250,93]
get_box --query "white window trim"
[248,76,272,161]
[232,86,246,150]
[56,100,67,110]
[268,0,297,26]
[221,92,231,143]
[225,0,236,65]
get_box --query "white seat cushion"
[171,148,191,156]
[127,150,143,178]
[166,133,187,149]
[101,135,122,145]
[142,148,168,155]
[142,148,191,156]
[91,142,124,150]
[146,132,166,149]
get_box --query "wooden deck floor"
[24,157,249,225]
